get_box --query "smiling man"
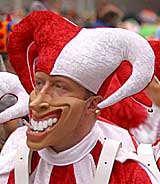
[1,10,158,184]
[27,72,98,151]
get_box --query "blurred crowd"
[1,0,160,39]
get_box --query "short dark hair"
[84,89,95,100]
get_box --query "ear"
[86,95,103,114]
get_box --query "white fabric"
[51,28,155,108]
[131,104,160,143]
[0,55,6,71]
[0,126,28,184]
[0,121,159,184]
[137,143,160,183]
[74,154,96,184]
[0,72,29,123]
[14,131,30,184]
[97,121,137,152]
[0,150,16,174]
[94,139,121,184]
[152,141,160,161]
[38,124,99,166]
[33,159,53,184]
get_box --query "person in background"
[29,0,51,12]
[0,72,29,151]
[87,2,124,28]
[138,9,158,39]
[119,13,141,33]
[1,10,158,183]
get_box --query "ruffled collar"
[38,124,99,166]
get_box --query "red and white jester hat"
[0,72,29,123]
[148,39,160,82]
[7,11,155,109]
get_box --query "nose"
[29,93,50,113]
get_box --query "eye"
[35,79,44,91]
[54,83,66,90]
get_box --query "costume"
[152,139,160,169]
[0,72,29,150]
[131,40,160,143]
[0,120,156,184]
[2,10,158,183]
[0,72,29,123]
[100,40,160,144]
[99,40,160,181]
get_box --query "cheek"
[53,90,68,97]
[27,98,87,150]
[26,108,80,150]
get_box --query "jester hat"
[7,11,155,109]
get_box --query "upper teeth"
[30,118,58,131]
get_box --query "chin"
[27,140,46,151]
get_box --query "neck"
[52,119,96,153]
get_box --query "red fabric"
[100,73,148,130]
[97,116,138,149]
[91,142,151,184]
[31,151,41,172]
[148,40,160,81]
[97,115,118,126]
[7,11,81,94]
[129,134,138,151]
[91,140,103,166]
[6,14,12,21]
[50,165,76,184]
[7,140,152,184]
[114,160,151,184]
[152,139,160,170]
[152,138,160,146]
[7,151,41,183]
[107,60,152,107]
[7,170,15,184]
[116,61,152,107]
[157,158,160,170]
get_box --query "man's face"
[27,72,93,151]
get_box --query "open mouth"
[30,117,59,132]
[25,109,63,143]
[25,110,62,133]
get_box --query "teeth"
[53,118,58,123]
[29,117,59,132]
[43,120,48,129]
[48,118,53,127]
[38,121,44,131]
[33,120,38,131]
